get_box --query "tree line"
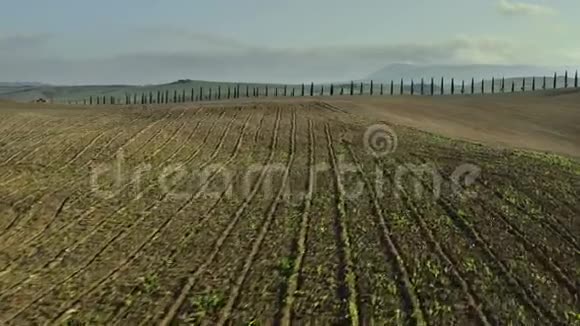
[77,71,579,105]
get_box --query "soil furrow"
[0,111,241,323]
[49,112,255,324]
[216,109,296,325]
[324,124,361,325]
[278,119,315,325]
[158,107,282,326]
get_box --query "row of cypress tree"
[80,71,578,105]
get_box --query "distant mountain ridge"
[0,82,48,87]
[367,63,569,82]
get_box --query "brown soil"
[0,99,577,325]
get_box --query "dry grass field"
[0,97,578,325]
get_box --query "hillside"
[0,80,294,103]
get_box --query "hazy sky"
[1,0,579,84]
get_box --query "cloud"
[0,33,50,51]
[136,26,255,52]
[0,35,567,85]
[497,0,557,16]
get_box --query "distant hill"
[0,82,48,87]
[0,80,295,103]
[0,72,577,103]
[367,63,571,82]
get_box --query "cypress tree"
[553,72,557,89]
[310,82,314,96]
[291,88,295,96]
[275,87,278,97]
[410,80,414,95]
[90,96,93,105]
[370,80,374,95]
[199,87,203,100]
[330,84,334,96]
[173,90,177,103]
[165,90,169,103]
[360,82,363,95]
[440,77,444,95]
[532,78,536,91]
[491,77,494,94]
[350,81,354,95]
[209,88,213,100]
[501,77,505,92]
[227,87,231,99]
[149,92,153,104]
[564,71,568,88]
[542,76,546,89]
[471,78,475,94]
[522,78,526,92]
[461,80,465,94]
[390,80,394,95]
[218,86,222,99]
[451,78,455,95]
[380,83,384,95]
[284,85,287,96]
[431,78,434,96]
[421,78,424,95]
[246,85,249,97]
[511,81,515,93]
[341,86,344,95]
[575,71,578,88]
[400,79,404,95]
[182,89,186,102]
[481,79,484,94]
[320,85,324,96]
[191,89,194,102]
[97,97,100,105]
[301,84,305,96]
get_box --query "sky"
[1,0,579,84]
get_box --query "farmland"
[0,96,578,325]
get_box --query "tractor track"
[49,112,256,324]
[216,109,297,325]
[158,107,282,326]
[391,155,567,325]
[105,111,264,324]
[0,110,242,324]
[324,124,361,325]
[278,119,315,326]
